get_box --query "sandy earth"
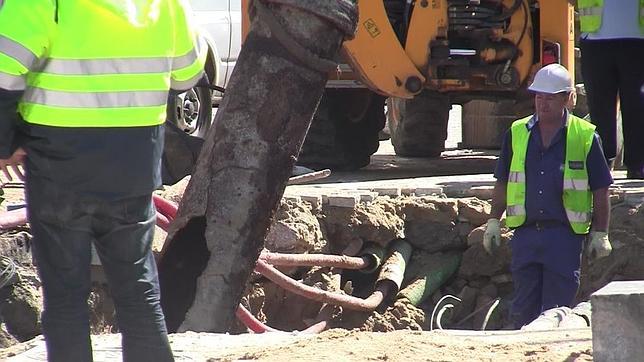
[2,328,593,361]
[1,138,642,361]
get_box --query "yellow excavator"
[241,0,575,170]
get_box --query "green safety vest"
[578,0,644,33]
[506,114,596,234]
[0,0,206,127]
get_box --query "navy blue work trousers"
[26,180,174,362]
[510,224,584,328]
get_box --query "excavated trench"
[0,179,642,345]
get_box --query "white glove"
[483,218,501,255]
[588,231,612,260]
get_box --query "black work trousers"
[26,177,174,362]
[580,38,644,169]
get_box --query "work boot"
[626,165,644,179]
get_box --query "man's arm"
[0,89,24,158]
[490,129,512,219]
[490,180,507,219]
[0,89,26,181]
[591,187,610,232]
[587,133,613,232]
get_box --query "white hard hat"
[528,64,573,94]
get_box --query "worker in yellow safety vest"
[482,64,613,328]
[0,0,206,360]
[578,0,644,179]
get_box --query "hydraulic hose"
[256,259,390,311]
[156,212,171,231]
[259,252,372,270]
[0,208,27,230]
[235,303,328,334]
[235,305,279,333]
[153,194,178,219]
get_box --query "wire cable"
[0,255,17,289]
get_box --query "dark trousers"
[580,38,644,169]
[26,179,174,362]
[510,224,584,328]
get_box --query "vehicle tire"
[297,89,386,171]
[167,86,213,138]
[162,86,212,185]
[387,90,450,157]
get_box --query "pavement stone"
[591,280,644,362]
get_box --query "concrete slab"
[327,195,359,208]
[591,280,644,362]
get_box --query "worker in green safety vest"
[482,64,614,328]
[578,0,644,179]
[0,0,206,361]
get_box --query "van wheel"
[167,86,213,138]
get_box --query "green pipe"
[376,239,413,293]
[397,252,461,307]
[358,243,387,274]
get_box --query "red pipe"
[152,194,178,219]
[255,259,389,311]
[0,208,27,230]
[259,252,370,270]
[156,212,171,231]
[235,304,328,334]
[235,305,279,333]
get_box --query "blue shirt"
[494,114,613,225]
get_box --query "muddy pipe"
[358,243,387,274]
[259,252,373,270]
[256,260,390,312]
[259,242,385,271]
[376,239,413,298]
[157,0,358,333]
[256,240,412,311]
[397,252,462,306]
[0,208,27,230]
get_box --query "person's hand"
[588,231,612,260]
[0,148,26,182]
[483,218,501,255]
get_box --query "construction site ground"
[1,111,643,361]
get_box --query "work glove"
[483,218,501,255]
[587,231,612,260]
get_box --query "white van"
[167,0,241,138]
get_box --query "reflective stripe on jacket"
[578,0,644,33]
[0,0,206,127]
[506,114,596,234]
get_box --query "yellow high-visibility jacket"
[578,0,644,33]
[506,114,596,234]
[0,0,206,128]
